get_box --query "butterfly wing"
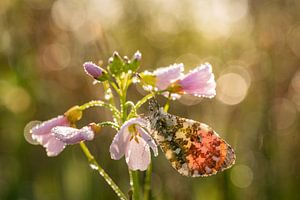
[150,109,235,177]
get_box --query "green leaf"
[107,51,125,76]
[129,51,141,72]
[107,51,142,76]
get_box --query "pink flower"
[174,63,216,98]
[153,63,184,90]
[110,118,158,171]
[51,125,95,144]
[30,116,96,156]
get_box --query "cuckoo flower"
[30,116,98,156]
[171,63,216,98]
[110,118,158,171]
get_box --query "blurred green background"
[1,0,300,199]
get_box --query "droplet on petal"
[52,125,95,145]
[24,121,41,145]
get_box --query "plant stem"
[127,93,155,119]
[118,76,141,200]
[79,142,127,200]
[97,121,120,130]
[129,170,140,200]
[143,162,152,200]
[164,93,172,112]
[79,100,120,122]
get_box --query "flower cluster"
[25,50,218,200]
[26,51,216,170]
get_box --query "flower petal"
[44,136,66,157]
[52,126,94,145]
[125,138,151,171]
[154,63,184,90]
[109,118,150,160]
[178,63,216,98]
[30,115,69,136]
[110,128,130,160]
[137,127,158,157]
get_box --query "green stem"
[164,92,171,112]
[143,162,152,200]
[97,121,120,130]
[79,100,120,123]
[80,142,127,200]
[103,81,116,107]
[110,81,122,96]
[129,170,140,200]
[127,93,155,119]
[118,76,141,200]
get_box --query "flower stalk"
[80,142,128,200]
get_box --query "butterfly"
[148,99,236,177]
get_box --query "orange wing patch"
[149,106,236,177]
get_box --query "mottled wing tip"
[222,144,236,171]
[148,98,160,113]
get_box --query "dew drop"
[89,163,99,170]
[24,121,41,145]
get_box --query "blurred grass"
[0,0,300,199]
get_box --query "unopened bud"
[64,106,82,123]
[83,62,103,79]
[133,51,142,61]
[89,123,101,134]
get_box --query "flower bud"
[133,50,142,61]
[83,62,108,81]
[64,105,82,123]
[89,122,101,134]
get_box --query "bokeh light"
[230,164,253,188]
[216,72,250,105]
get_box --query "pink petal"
[154,63,184,90]
[30,115,69,136]
[109,127,131,160]
[44,136,66,157]
[178,63,216,98]
[32,133,52,146]
[137,127,158,156]
[51,126,94,145]
[125,138,151,171]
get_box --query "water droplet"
[89,163,99,170]
[24,121,41,145]
[105,88,112,100]
[132,76,140,83]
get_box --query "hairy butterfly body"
[148,99,235,177]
